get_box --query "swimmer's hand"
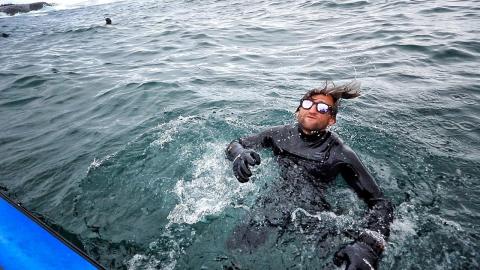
[232,149,261,183]
[333,242,378,270]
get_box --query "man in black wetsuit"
[225,81,394,270]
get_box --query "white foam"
[5,0,121,8]
[437,217,463,231]
[149,115,199,149]
[391,218,417,237]
[290,207,355,233]
[390,202,418,242]
[88,157,102,170]
[86,153,114,173]
[291,207,324,223]
[167,142,256,225]
[127,238,179,270]
[0,0,124,18]
[126,254,168,270]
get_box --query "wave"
[2,0,124,13]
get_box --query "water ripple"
[1,0,479,269]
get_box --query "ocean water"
[1,0,479,269]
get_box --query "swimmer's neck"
[299,126,326,136]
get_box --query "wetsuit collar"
[296,123,328,142]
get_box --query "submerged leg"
[226,219,270,251]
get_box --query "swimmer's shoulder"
[326,131,353,154]
[327,130,343,145]
[327,132,361,161]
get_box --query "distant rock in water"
[0,2,51,16]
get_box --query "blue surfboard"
[0,191,104,270]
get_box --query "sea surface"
[1,0,479,269]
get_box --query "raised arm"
[333,145,394,269]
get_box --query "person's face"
[296,94,336,133]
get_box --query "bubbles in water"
[149,115,201,148]
[290,207,355,235]
[167,142,256,225]
[86,153,115,173]
[391,216,417,240]
[127,254,163,270]
[150,126,178,148]
[89,158,102,170]
[126,228,192,270]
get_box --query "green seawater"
[1,0,479,269]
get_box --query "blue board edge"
[0,190,105,270]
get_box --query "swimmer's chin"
[300,120,323,130]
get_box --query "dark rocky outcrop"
[0,2,51,16]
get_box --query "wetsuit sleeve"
[226,129,274,161]
[336,145,394,242]
[239,129,274,149]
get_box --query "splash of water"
[167,142,257,225]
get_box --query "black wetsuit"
[226,124,394,268]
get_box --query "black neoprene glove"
[334,242,378,270]
[226,141,261,183]
[334,232,385,270]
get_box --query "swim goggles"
[300,99,333,114]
